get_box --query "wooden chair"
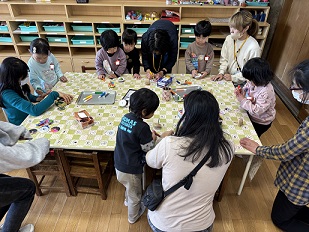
[81,66,96,73]
[56,149,114,200]
[26,150,72,197]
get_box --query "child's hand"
[60,76,68,82]
[151,130,159,141]
[97,74,105,80]
[133,73,141,79]
[200,71,208,78]
[36,90,51,102]
[211,73,224,81]
[161,130,174,138]
[191,69,198,78]
[36,88,44,96]
[234,86,245,102]
[57,92,74,104]
[108,73,117,79]
[223,74,232,81]
[154,71,164,80]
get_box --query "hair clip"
[32,47,36,54]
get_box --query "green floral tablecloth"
[21,72,260,153]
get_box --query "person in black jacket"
[120,29,141,79]
[141,20,178,79]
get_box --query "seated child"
[234,57,276,137]
[114,88,173,224]
[0,57,73,125]
[185,20,214,78]
[28,38,68,96]
[120,29,141,79]
[95,30,128,79]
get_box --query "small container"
[166,0,172,5]
[162,87,172,101]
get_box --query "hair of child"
[100,30,120,51]
[122,28,137,45]
[148,29,170,55]
[174,90,233,168]
[129,88,159,118]
[242,57,273,86]
[30,38,50,55]
[194,20,212,37]
[289,59,309,102]
[229,10,259,38]
[0,57,29,107]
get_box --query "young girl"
[114,88,172,224]
[235,57,276,137]
[185,20,214,78]
[28,38,68,96]
[212,10,261,84]
[0,57,73,125]
[146,90,234,231]
[96,30,128,79]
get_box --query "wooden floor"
[2,95,300,232]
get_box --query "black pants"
[251,121,272,137]
[271,190,309,232]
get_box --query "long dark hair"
[0,57,29,108]
[175,90,233,168]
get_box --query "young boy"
[185,20,214,78]
[95,30,128,79]
[120,29,141,79]
[114,88,171,224]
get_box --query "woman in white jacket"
[0,121,49,232]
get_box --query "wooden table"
[21,72,261,195]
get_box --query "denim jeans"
[147,214,213,232]
[115,169,145,223]
[0,174,36,232]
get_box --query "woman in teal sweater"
[0,57,73,125]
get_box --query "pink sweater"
[240,81,276,125]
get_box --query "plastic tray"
[0,37,12,43]
[19,25,37,32]
[71,36,94,45]
[181,27,194,34]
[127,27,148,34]
[180,38,195,48]
[246,1,269,6]
[20,35,39,42]
[46,37,67,43]
[71,24,93,32]
[43,25,65,32]
[97,27,120,33]
[76,91,116,105]
[0,25,9,32]
[172,85,202,102]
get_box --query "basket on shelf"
[76,0,89,3]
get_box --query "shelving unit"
[0,0,270,74]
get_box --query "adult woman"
[240,59,309,231]
[141,19,178,79]
[212,10,261,84]
[146,90,234,232]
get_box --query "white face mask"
[292,90,309,104]
[231,31,242,40]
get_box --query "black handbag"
[142,154,209,211]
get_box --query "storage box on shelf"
[0,1,270,73]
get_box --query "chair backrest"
[81,66,96,73]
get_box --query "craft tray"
[76,91,116,105]
[172,85,202,102]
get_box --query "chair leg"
[54,151,73,197]
[26,168,43,196]
[93,153,106,200]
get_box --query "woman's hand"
[60,76,68,82]
[146,69,153,79]
[133,73,141,79]
[240,138,259,154]
[200,71,208,79]
[57,92,74,104]
[108,73,117,79]
[211,73,224,81]
[36,90,51,102]
[161,130,174,138]
[223,74,232,81]
[154,71,164,80]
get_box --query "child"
[95,30,128,79]
[0,57,73,125]
[185,20,214,78]
[212,10,261,84]
[114,88,172,224]
[28,38,68,96]
[120,29,141,79]
[234,57,276,137]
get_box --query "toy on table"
[36,118,54,127]
[74,110,94,129]
[145,79,151,85]
[108,81,115,88]
[238,118,244,127]
[83,95,93,102]
[153,119,162,130]
[55,97,67,110]
[118,77,125,82]
[157,75,173,88]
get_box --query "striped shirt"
[256,116,309,206]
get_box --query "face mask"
[292,90,309,104]
[107,52,115,57]
[231,31,242,40]
[21,76,29,86]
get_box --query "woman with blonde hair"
[212,10,261,84]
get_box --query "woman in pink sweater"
[235,57,276,137]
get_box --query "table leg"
[237,154,254,195]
